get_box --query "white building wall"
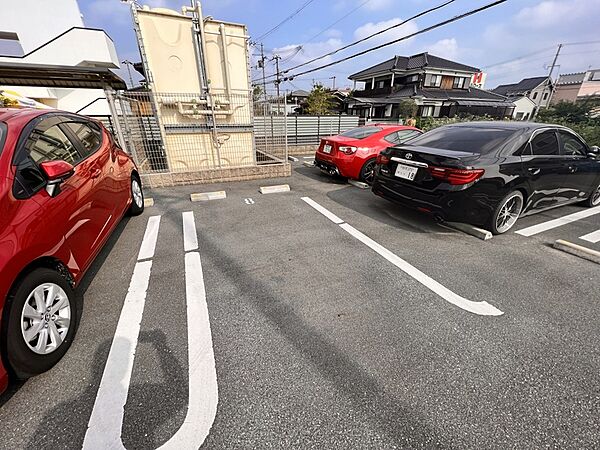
[0,0,83,53]
[512,97,536,120]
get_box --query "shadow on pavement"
[294,166,348,185]
[26,330,186,450]
[200,233,444,448]
[327,186,444,234]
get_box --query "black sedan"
[372,122,600,234]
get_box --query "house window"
[532,92,538,100]
[591,71,600,81]
[421,105,434,117]
[377,80,385,88]
[426,74,442,87]
[453,77,466,89]
[408,75,418,83]
[543,92,548,100]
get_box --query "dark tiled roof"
[349,86,510,105]
[290,89,310,97]
[349,52,480,79]
[557,72,585,85]
[492,76,550,95]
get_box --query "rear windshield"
[339,126,382,139]
[407,126,517,154]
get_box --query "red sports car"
[314,124,422,183]
[0,108,143,394]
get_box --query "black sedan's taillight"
[427,166,485,185]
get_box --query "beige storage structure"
[134,5,254,172]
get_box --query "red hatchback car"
[314,124,421,183]
[0,108,143,393]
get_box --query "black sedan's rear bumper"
[372,172,495,227]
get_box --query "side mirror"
[590,145,600,153]
[39,160,74,197]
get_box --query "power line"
[283,0,455,75]
[285,0,507,80]
[255,0,319,42]
[304,0,373,43]
[252,0,455,84]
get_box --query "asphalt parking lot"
[1,157,599,449]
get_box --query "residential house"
[511,96,537,121]
[0,0,122,116]
[492,76,553,113]
[552,69,600,104]
[346,52,513,120]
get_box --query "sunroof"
[0,31,24,57]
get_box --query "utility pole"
[271,54,282,99]
[330,76,336,90]
[259,43,268,101]
[544,43,563,109]
[122,59,134,88]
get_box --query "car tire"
[359,158,377,184]
[2,268,79,379]
[488,190,524,235]
[584,181,600,207]
[128,175,145,216]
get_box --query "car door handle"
[91,168,102,178]
[528,167,541,175]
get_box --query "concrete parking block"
[553,239,600,264]
[144,198,154,207]
[259,184,291,194]
[348,180,369,189]
[445,222,493,241]
[190,191,227,202]
[288,156,299,162]
[302,160,315,167]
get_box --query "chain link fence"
[110,90,288,177]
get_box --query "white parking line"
[83,216,159,449]
[159,250,218,449]
[137,215,161,260]
[580,229,600,243]
[515,205,600,236]
[183,211,198,252]
[301,197,503,316]
[301,197,344,224]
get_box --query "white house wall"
[0,0,83,53]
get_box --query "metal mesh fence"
[110,90,288,175]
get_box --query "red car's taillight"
[376,154,390,164]
[427,166,485,185]
[338,146,357,155]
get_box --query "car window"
[27,125,80,165]
[383,131,400,144]
[339,126,383,139]
[530,130,559,156]
[558,131,587,156]
[396,130,421,143]
[64,121,102,158]
[406,126,516,154]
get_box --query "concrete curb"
[445,222,493,241]
[144,198,154,207]
[348,180,369,189]
[553,239,600,264]
[259,184,291,194]
[190,191,227,202]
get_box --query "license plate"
[323,144,332,154]
[395,163,418,181]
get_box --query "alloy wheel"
[363,161,376,184]
[20,283,71,355]
[496,194,523,233]
[132,179,143,208]
[592,184,600,206]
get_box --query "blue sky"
[78,0,600,91]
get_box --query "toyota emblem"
[405,153,413,159]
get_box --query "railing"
[254,115,360,146]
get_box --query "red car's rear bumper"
[314,150,362,179]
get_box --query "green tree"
[397,99,417,119]
[305,84,336,115]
